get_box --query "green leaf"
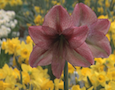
[20,71,22,84]
[87,76,93,87]
[0,50,11,68]
[31,85,33,90]
[15,56,22,71]
[96,85,104,90]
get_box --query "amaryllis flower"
[71,3,111,58]
[29,5,94,78]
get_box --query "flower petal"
[36,50,53,66]
[89,19,111,35]
[68,26,88,48]
[29,45,52,67]
[51,42,66,78]
[43,5,72,33]
[86,30,111,58]
[66,43,94,67]
[29,26,56,49]
[62,27,74,38]
[86,35,111,58]
[72,3,97,26]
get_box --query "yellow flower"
[94,58,105,65]
[85,80,91,88]
[24,58,29,65]
[34,15,43,25]
[97,74,105,83]
[98,7,104,14]
[91,64,104,73]
[12,68,20,80]
[98,15,108,19]
[106,33,110,41]
[0,0,7,9]
[105,0,110,8]
[107,68,115,80]
[91,7,95,11]
[81,68,91,77]
[0,69,5,79]
[12,55,17,67]
[21,64,54,89]
[30,80,41,90]
[0,3,6,9]
[71,85,81,90]
[41,80,54,90]
[3,38,21,55]
[26,11,29,16]
[72,1,77,7]
[26,23,32,27]
[56,3,61,5]
[98,0,103,6]
[90,73,98,89]
[17,41,33,59]
[22,72,30,84]
[81,87,86,90]
[21,48,30,59]
[17,0,22,5]
[37,66,49,78]
[17,57,23,65]
[51,1,57,5]
[4,75,22,89]
[1,64,13,78]
[87,86,94,90]
[26,36,33,44]
[84,0,90,6]
[91,58,105,72]
[112,34,115,46]
[5,76,16,89]
[104,83,111,90]
[9,0,17,6]
[91,71,107,87]
[21,64,36,78]
[108,81,115,90]
[68,63,75,74]
[113,0,115,3]
[104,54,115,68]
[0,64,22,89]
[1,41,6,50]
[40,10,44,14]
[62,0,65,3]
[54,79,64,90]
[77,67,91,81]
[109,21,115,33]
[0,80,10,90]
[34,6,40,13]
[10,0,22,6]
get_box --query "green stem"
[64,61,68,90]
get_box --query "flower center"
[59,34,64,43]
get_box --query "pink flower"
[29,5,94,78]
[71,3,111,58]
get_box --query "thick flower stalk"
[29,3,111,78]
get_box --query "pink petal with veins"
[29,45,51,67]
[89,19,111,35]
[72,3,97,26]
[86,35,111,58]
[51,41,66,78]
[68,26,88,48]
[66,43,94,67]
[29,26,55,49]
[43,5,72,33]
